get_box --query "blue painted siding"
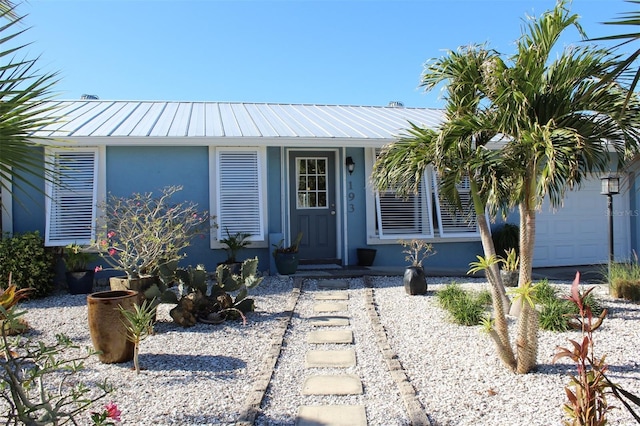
[12,148,46,235]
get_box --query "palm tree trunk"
[510,193,537,317]
[471,182,516,370]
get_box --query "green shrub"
[437,283,489,326]
[535,280,605,331]
[534,279,557,305]
[608,258,640,302]
[0,232,55,298]
[539,298,573,332]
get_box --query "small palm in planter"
[499,248,519,287]
[63,243,99,294]
[219,227,251,271]
[400,239,436,295]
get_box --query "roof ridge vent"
[388,101,404,107]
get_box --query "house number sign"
[348,181,355,212]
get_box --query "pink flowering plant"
[91,402,121,425]
[96,185,214,279]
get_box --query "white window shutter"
[432,170,480,237]
[216,149,264,241]
[45,149,98,246]
[375,175,434,239]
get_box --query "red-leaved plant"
[553,272,640,425]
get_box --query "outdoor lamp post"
[601,174,620,278]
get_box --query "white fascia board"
[35,136,397,148]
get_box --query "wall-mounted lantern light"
[346,156,355,175]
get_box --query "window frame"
[209,146,268,248]
[44,147,105,247]
[365,148,481,244]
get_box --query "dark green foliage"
[536,279,605,332]
[491,223,519,258]
[535,279,558,305]
[539,298,573,332]
[436,283,490,326]
[0,232,54,298]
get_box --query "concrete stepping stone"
[307,329,353,344]
[318,279,349,290]
[314,292,348,300]
[305,349,356,368]
[302,374,363,395]
[308,315,350,327]
[313,302,348,312]
[296,405,367,426]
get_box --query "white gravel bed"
[255,278,409,425]
[7,274,640,425]
[14,275,295,426]
[372,275,640,426]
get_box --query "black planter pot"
[357,248,377,266]
[274,252,299,275]
[65,270,95,295]
[404,266,427,295]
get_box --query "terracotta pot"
[404,265,427,295]
[87,290,138,364]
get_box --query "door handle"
[331,210,336,215]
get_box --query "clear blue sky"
[19,0,637,108]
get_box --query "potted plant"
[272,232,303,275]
[219,227,251,271]
[499,248,519,287]
[400,239,435,295]
[95,185,212,301]
[63,243,98,294]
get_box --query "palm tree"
[491,0,640,301]
[372,0,640,374]
[590,0,640,109]
[0,4,60,210]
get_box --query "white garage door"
[534,177,629,267]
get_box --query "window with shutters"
[370,149,479,240]
[45,149,99,246]
[212,147,266,244]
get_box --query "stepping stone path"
[296,279,367,426]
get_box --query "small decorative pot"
[356,248,377,266]
[66,270,94,294]
[404,265,427,295]
[500,270,519,287]
[87,290,138,364]
[274,252,299,275]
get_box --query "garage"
[533,176,630,267]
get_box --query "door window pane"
[297,157,328,209]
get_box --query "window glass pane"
[318,192,327,207]
[308,176,316,190]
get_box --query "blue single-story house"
[2,100,636,274]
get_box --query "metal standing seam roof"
[33,100,445,141]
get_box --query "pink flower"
[94,265,103,273]
[108,248,117,256]
[107,231,116,239]
[105,402,121,422]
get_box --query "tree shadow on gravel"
[136,353,246,374]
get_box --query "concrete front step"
[302,374,363,395]
[313,301,348,312]
[296,405,367,426]
[318,279,349,290]
[307,329,353,344]
[305,349,356,368]
[308,315,350,326]
[314,292,349,300]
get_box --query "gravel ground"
[8,274,640,425]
